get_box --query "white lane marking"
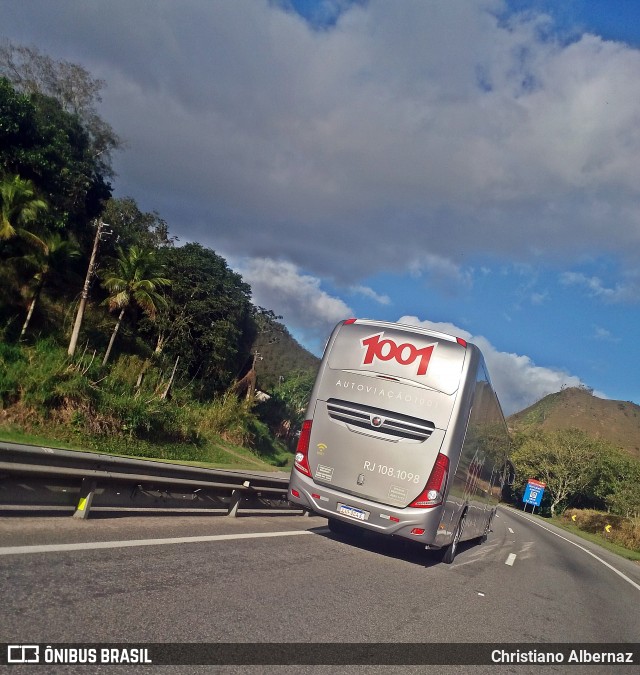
[0,529,313,556]
[508,528,514,534]
[505,553,517,566]
[507,509,640,593]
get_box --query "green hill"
[252,316,320,392]
[508,387,640,459]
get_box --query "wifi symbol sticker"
[317,443,327,453]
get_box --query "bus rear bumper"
[289,470,446,544]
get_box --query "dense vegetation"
[507,393,640,551]
[507,388,640,518]
[0,42,317,468]
[508,427,640,515]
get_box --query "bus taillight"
[409,453,449,508]
[294,420,313,477]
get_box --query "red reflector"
[456,337,467,348]
[311,493,320,499]
[344,318,357,324]
[291,489,300,498]
[411,528,426,536]
[389,516,400,523]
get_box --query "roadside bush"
[194,394,290,464]
[611,519,639,551]
[563,508,640,552]
[107,354,148,391]
[0,341,26,407]
[196,393,256,446]
[83,435,208,462]
[4,338,97,413]
[246,416,291,467]
[95,389,196,443]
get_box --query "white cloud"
[4,0,640,282]
[592,326,621,343]
[237,258,352,351]
[560,271,640,303]
[349,285,391,305]
[409,254,474,292]
[397,315,584,415]
[530,291,548,305]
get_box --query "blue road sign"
[523,480,545,507]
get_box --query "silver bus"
[288,318,511,563]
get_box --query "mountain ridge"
[508,386,640,459]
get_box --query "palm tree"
[0,174,48,243]
[19,233,80,340]
[100,246,171,366]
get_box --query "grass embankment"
[0,340,294,471]
[0,425,291,472]
[556,508,640,560]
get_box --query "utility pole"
[246,351,263,399]
[252,351,262,370]
[68,220,111,356]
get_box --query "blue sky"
[1,0,639,414]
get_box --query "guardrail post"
[227,481,250,517]
[228,490,242,517]
[73,477,97,519]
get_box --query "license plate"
[338,503,369,521]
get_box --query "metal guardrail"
[0,442,299,519]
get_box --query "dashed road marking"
[505,553,517,566]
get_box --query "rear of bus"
[288,319,476,546]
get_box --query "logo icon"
[371,416,383,428]
[8,646,40,664]
[360,332,436,376]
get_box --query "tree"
[273,371,315,440]
[100,246,171,366]
[0,40,122,178]
[0,173,47,242]
[0,76,111,236]
[19,232,80,339]
[606,478,640,519]
[140,243,255,398]
[590,451,640,518]
[101,197,176,253]
[511,428,600,516]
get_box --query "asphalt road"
[0,507,638,673]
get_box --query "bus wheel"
[481,510,495,543]
[441,512,466,564]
